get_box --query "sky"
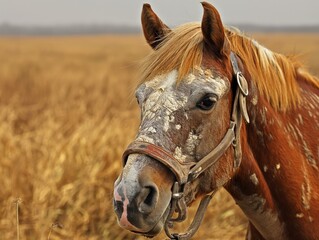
[0,0,318,27]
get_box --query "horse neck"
[225,118,287,239]
[226,80,319,239]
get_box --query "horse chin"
[133,206,170,238]
[136,223,163,238]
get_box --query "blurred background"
[0,1,318,239]
[1,0,319,34]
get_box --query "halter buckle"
[236,72,249,96]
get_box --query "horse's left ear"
[201,2,229,57]
[141,4,171,49]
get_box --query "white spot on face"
[121,154,142,199]
[263,165,268,172]
[146,127,156,133]
[144,70,177,90]
[250,173,259,186]
[185,131,201,156]
[163,114,176,132]
[184,69,229,99]
[163,115,170,132]
[204,69,212,76]
[142,70,188,134]
[124,154,139,174]
[184,73,196,84]
[135,134,155,144]
[204,76,229,98]
[173,147,187,162]
[136,68,230,161]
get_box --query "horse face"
[113,2,236,237]
[113,67,235,236]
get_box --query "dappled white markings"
[141,70,188,134]
[250,173,259,186]
[136,68,230,160]
[136,134,155,144]
[197,68,230,98]
[251,95,258,105]
[184,73,196,84]
[236,192,286,239]
[185,131,201,156]
[204,76,229,98]
[301,163,312,211]
[146,127,156,133]
[173,147,187,162]
[185,68,229,98]
[175,124,181,130]
[123,154,140,185]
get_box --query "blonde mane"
[140,23,319,111]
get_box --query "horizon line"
[0,23,318,36]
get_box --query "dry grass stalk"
[13,198,22,240]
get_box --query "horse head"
[113,2,249,238]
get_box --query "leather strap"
[187,121,236,181]
[123,141,194,184]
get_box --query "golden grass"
[0,33,318,240]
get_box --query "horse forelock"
[139,23,319,112]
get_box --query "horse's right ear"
[141,4,171,49]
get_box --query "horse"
[113,2,319,239]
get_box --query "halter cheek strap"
[122,52,249,240]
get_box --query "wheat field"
[0,33,318,240]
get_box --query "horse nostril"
[113,199,124,219]
[138,186,158,214]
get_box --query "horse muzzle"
[113,153,174,236]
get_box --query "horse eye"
[196,95,217,111]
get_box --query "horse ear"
[141,4,171,49]
[201,2,229,57]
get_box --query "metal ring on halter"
[236,72,249,96]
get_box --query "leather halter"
[122,52,249,240]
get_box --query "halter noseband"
[122,52,249,240]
